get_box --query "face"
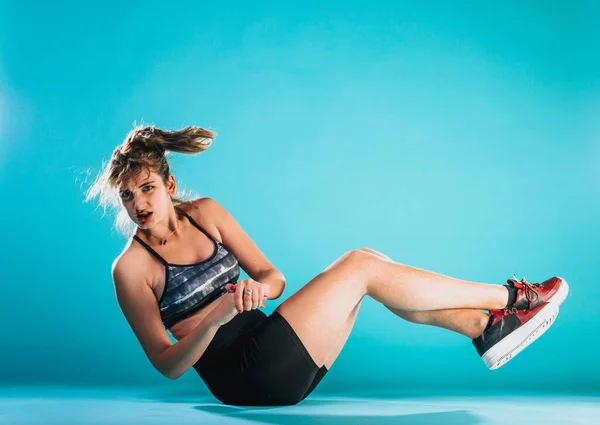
[118,169,176,228]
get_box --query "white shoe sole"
[550,277,569,306]
[482,302,560,370]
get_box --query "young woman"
[86,125,569,406]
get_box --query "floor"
[1,386,598,424]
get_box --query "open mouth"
[137,212,153,222]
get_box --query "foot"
[506,275,569,310]
[473,302,559,370]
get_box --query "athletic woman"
[85,125,569,406]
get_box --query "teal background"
[1,0,598,395]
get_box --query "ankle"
[504,285,518,309]
[471,313,492,339]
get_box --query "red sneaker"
[507,275,569,310]
[473,302,560,370]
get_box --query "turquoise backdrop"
[1,1,598,395]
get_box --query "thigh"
[322,298,363,369]
[228,311,328,406]
[305,248,385,370]
[275,250,373,367]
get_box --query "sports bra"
[132,207,240,328]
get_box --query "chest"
[147,222,223,301]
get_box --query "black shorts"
[193,309,329,406]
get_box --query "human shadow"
[143,390,483,424]
[193,403,482,425]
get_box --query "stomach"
[167,296,223,341]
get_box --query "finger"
[226,284,236,293]
[243,286,253,311]
[257,285,266,308]
[235,282,245,313]
[260,283,269,307]
[251,286,260,309]
[254,284,264,309]
[226,292,239,314]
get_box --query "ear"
[166,174,177,196]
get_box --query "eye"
[142,185,154,192]
[120,190,133,200]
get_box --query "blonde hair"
[85,124,216,236]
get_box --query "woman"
[86,124,569,406]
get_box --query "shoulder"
[112,240,153,287]
[178,197,229,226]
[111,245,138,284]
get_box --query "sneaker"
[507,275,569,310]
[473,302,559,370]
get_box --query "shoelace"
[488,274,542,316]
[490,307,520,317]
[508,274,540,307]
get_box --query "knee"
[348,247,387,261]
[322,249,376,278]
[356,248,393,262]
[341,248,380,271]
[344,248,372,260]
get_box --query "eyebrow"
[120,181,155,193]
[138,180,155,188]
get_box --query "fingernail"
[238,310,243,314]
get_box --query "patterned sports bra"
[132,207,240,328]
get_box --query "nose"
[131,190,150,212]
[133,200,147,213]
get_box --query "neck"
[140,206,182,243]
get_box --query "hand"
[230,279,270,313]
[203,290,240,327]
[203,281,269,328]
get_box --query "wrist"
[208,317,225,329]
[203,313,224,330]
[255,269,285,299]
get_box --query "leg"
[364,253,509,311]
[321,249,487,370]
[358,248,490,339]
[275,251,369,367]
[322,298,363,369]
[320,298,486,370]
[276,248,506,367]
[384,306,488,339]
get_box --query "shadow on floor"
[193,405,482,425]
[142,390,483,424]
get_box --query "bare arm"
[112,259,220,380]
[199,197,286,298]
[157,317,221,380]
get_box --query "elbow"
[154,358,180,380]
[273,271,286,299]
[160,367,181,380]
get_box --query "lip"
[137,212,153,223]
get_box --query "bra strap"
[175,205,220,245]
[132,235,169,266]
